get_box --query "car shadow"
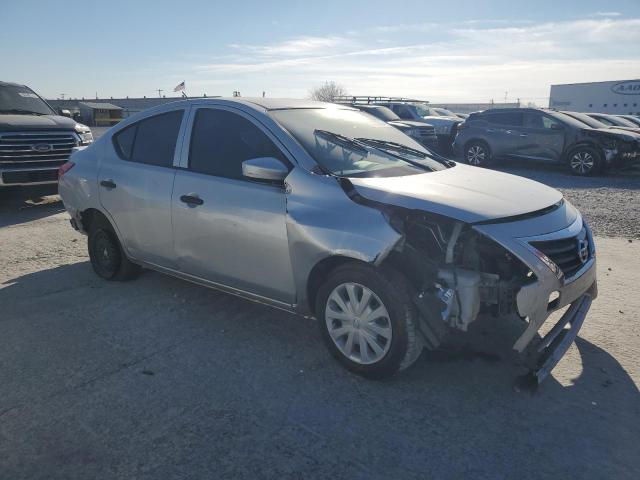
[2,262,639,478]
[0,185,65,228]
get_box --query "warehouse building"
[78,102,123,127]
[549,79,640,115]
[48,96,217,125]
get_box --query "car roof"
[0,80,28,88]
[235,97,345,111]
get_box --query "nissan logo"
[32,143,53,152]
[577,239,589,264]
[611,80,640,95]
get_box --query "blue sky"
[2,0,640,103]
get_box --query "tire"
[464,141,491,167]
[567,146,602,176]
[315,263,422,379]
[88,219,140,281]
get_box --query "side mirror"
[242,157,289,182]
[59,109,72,117]
[550,123,564,130]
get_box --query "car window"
[524,112,561,129]
[113,110,184,167]
[485,112,523,126]
[188,108,287,180]
[393,105,414,119]
[113,123,136,159]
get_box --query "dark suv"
[453,108,640,175]
[0,81,93,188]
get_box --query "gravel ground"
[497,163,640,239]
[0,165,639,479]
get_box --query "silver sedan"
[59,98,597,381]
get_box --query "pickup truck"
[0,81,93,188]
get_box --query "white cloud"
[185,17,640,102]
[589,11,622,17]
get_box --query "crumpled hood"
[0,114,77,131]
[348,163,563,223]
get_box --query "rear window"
[113,110,184,167]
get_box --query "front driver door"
[171,106,296,304]
[518,112,565,161]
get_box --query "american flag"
[173,81,185,92]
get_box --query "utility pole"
[156,89,163,98]
[60,93,67,100]
[504,91,508,103]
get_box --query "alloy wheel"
[570,151,594,175]
[325,282,392,365]
[467,145,486,165]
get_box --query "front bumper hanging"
[530,291,594,383]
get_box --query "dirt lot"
[1,167,639,479]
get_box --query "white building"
[549,79,640,115]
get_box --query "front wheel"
[567,146,602,176]
[316,264,422,379]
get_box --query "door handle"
[180,194,204,206]
[519,134,528,137]
[100,179,116,189]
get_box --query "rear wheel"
[567,146,602,176]
[464,141,491,167]
[316,263,422,379]
[88,219,140,281]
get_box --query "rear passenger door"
[171,106,296,304]
[99,108,187,268]
[482,111,523,159]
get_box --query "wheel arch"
[563,141,602,163]
[306,255,372,315]
[79,207,134,259]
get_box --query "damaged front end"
[374,198,598,384]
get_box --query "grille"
[2,169,58,185]
[0,132,78,169]
[530,227,590,278]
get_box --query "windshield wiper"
[357,137,455,167]
[354,138,427,158]
[0,109,47,115]
[314,129,368,154]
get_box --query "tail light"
[58,161,75,180]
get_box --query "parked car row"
[331,96,640,176]
[453,108,640,176]
[332,97,464,156]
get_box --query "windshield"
[361,106,400,122]
[621,115,640,127]
[0,84,55,115]
[270,107,450,178]
[600,115,637,127]
[559,111,606,128]
[412,104,433,117]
